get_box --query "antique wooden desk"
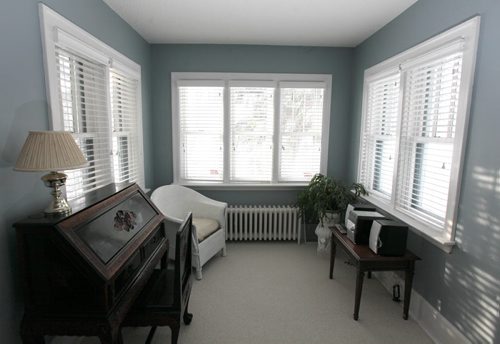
[329,225,420,320]
[14,183,168,344]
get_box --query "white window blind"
[279,87,324,182]
[396,49,463,229]
[230,86,274,182]
[40,5,145,201]
[172,73,331,186]
[178,86,224,181]
[56,46,113,200]
[110,69,144,185]
[359,72,400,199]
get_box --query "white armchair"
[151,185,227,280]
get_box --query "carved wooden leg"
[196,267,202,280]
[98,334,112,344]
[403,263,415,320]
[170,323,180,344]
[329,235,336,279]
[353,267,365,320]
[117,331,124,344]
[20,317,45,344]
[367,271,372,279]
[98,327,123,344]
[21,334,45,344]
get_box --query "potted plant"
[296,174,367,246]
[297,174,367,225]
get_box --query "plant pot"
[321,211,341,227]
[315,223,331,253]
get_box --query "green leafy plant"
[296,174,368,225]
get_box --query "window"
[358,17,480,249]
[178,83,224,181]
[40,4,144,200]
[230,84,274,182]
[172,73,331,186]
[279,84,325,182]
[359,72,400,200]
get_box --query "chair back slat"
[174,213,193,310]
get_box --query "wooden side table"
[329,226,420,320]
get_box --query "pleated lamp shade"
[15,131,87,172]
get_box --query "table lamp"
[14,131,87,216]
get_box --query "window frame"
[357,17,480,252]
[39,4,145,195]
[171,72,332,188]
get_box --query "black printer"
[344,203,376,228]
[346,210,385,244]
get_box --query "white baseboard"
[374,271,471,344]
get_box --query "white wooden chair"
[151,185,227,280]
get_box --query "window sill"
[177,182,308,191]
[361,195,456,254]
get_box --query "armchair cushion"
[193,217,220,242]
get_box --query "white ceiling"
[103,0,417,47]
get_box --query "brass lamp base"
[41,171,72,216]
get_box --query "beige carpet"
[82,242,433,344]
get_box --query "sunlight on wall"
[457,166,500,261]
[449,165,500,343]
[443,263,499,343]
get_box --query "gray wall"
[349,0,500,342]
[150,44,354,204]
[0,0,152,342]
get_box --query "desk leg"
[354,268,365,320]
[353,265,365,320]
[403,263,415,320]
[329,236,336,279]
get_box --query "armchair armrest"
[190,199,227,228]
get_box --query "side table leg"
[403,263,415,320]
[353,268,365,320]
[329,236,336,279]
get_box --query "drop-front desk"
[14,183,168,343]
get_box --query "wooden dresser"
[14,183,168,344]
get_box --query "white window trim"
[357,16,480,252]
[171,72,332,188]
[39,4,145,190]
